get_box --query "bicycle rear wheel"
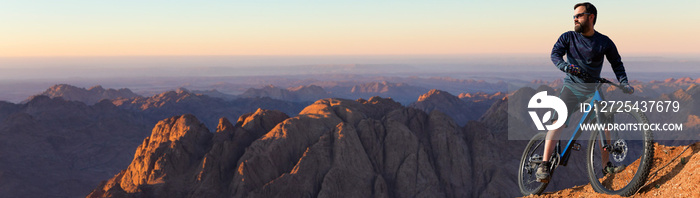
[518,132,549,196]
[586,110,654,196]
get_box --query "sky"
[2,0,699,57]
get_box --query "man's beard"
[574,22,588,33]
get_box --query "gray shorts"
[551,84,595,127]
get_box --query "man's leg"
[537,120,564,182]
[537,85,578,182]
[543,121,564,163]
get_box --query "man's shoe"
[536,161,551,183]
[602,162,626,175]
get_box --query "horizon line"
[2,53,699,59]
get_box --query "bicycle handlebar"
[574,71,624,89]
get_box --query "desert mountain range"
[0,77,698,197]
[88,97,496,197]
[1,83,502,198]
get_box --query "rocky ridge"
[345,81,429,104]
[410,89,481,126]
[89,97,485,197]
[35,84,141,105]
[112,88,306,129]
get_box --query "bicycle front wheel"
[586,110,654,196]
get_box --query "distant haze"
[1,54,697,103]
[1,55,698,80]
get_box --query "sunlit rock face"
[89,97,486,197]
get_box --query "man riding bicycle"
[536,2,635,183]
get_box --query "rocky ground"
[526,142,700,198]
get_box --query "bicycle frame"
[557,82,613,166]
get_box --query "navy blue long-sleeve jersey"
[551,31,628,93]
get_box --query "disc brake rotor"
[612,139,628,162]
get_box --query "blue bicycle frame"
[556,79,620,166]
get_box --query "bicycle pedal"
[571,143,581,151]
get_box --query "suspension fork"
[593,101,610,151]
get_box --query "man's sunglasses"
[574,13,591,19]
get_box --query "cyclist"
[536,2,635,183]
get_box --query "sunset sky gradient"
[2,1,699,57]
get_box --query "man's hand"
[566,64,582,75]
[621,83,635,94]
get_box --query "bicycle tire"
[518,132,549,196]
[586,110,654,196]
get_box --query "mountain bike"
[518,75,654,196]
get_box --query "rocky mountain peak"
[88,108,290,197]
[458,92,476,98]
[411,89,484,126]
[148,114,210,143]
[130,89,203,109]
[417,89,460,103]
[237,108,290,132]
[458,91,504,99]
[287,85,327,94]
[175,87,191,94]
[88,85,106,92]
[216,117,235,133]
[48,84,80,92]
[102,114,213,195]
[662,77,700,84]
